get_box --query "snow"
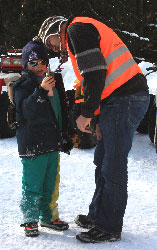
[0,58,157,249]
[121,31,149,41]
[50,57,76,90]
[0,73,21,81]
[147,24,157,28]
[0,133,157,249]
[138,61,157,96]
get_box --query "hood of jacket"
[9,71,39,104]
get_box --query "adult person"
[37,16,150,243]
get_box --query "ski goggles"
[28,60,47,67]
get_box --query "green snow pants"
[20,152,60,223]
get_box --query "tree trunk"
[137,0,144,15]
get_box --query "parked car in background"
[0,47,22,138]
[1,48,22,73]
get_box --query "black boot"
[75,214,95,229]
[76,226,121,243]
[20,222,39,237]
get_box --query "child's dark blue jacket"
[12,71,61,158]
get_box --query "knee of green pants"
[21,155,48,193]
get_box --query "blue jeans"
[88,90,150,233]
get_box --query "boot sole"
[25,232,39,237]
[76,234,121,243]
[40,224,69,231]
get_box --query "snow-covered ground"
[0,58,157,250]
[0,131,157,250]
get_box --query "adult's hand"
[76,115,92,133]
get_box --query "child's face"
[26,59,47,76]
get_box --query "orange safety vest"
[66,17,143,115]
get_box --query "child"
[12,40,69,237]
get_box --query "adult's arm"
[67,22,107,117]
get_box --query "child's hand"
[41,76,56,91]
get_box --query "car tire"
[148,101,156,144]
[136,94,155,134]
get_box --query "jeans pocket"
[128,101,149,128]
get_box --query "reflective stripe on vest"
[105,45,129,65]
[105,58,136,87]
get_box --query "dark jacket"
[12,71,61,158]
